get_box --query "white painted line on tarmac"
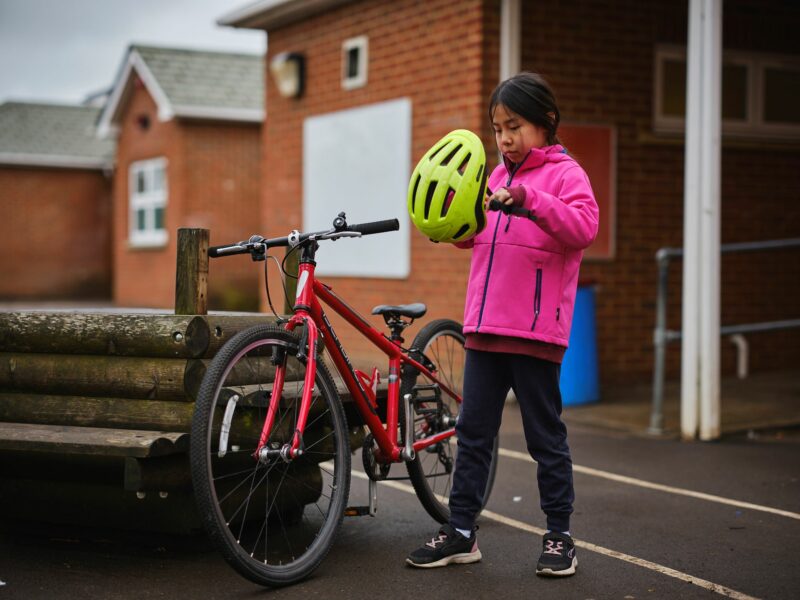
[351,470,760,600]
[477,508,760,600]
[499,447,800,521]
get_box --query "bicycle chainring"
[362,433,391,481]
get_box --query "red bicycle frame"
[255,253,460,463]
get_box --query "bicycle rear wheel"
[401,318,499,524]
[190,324,350,587]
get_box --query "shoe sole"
[536,556,578,577]
[406,549,482,569]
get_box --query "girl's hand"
[486,187,513,208]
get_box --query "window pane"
[346,47,360,79]
[154,207,165,231]
[153,164,165,192]
[722,64,748,120]
[662,59,686,117]
[136,170,146,193]
[764,67,800,124]
[137,209,147,231]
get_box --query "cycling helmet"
[407,129,487,243]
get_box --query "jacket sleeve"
[454,239,475,249]
[523,166,599,250]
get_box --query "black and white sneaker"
[536,531,577,576]
[406,524,481,568]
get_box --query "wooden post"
[175,228,209,315]
[283,246,299,314]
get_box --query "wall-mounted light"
[269,52,305,99]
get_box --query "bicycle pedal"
[411,383,441,403]
[344,475,378,517]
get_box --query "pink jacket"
[459,144,599,347]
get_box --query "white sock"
[455,527,472,538]
[546,529,571,536]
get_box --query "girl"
[407,72,599,576]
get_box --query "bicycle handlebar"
[208,217,400,258]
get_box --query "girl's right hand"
[486,187,513,209]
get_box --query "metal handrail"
[649,238,800,435]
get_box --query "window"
[654,46,800,139]
[129,157,168,247]
[342,36,368,90]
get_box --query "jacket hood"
[502,144,570,174]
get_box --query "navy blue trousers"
[448,349,574,533]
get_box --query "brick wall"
[262,0,799,381]
[263,0,494,369]
[520,0,800,381]
[112,77,262,310]
[0,165,111,299]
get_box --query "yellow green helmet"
[407,129,487,243]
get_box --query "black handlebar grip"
[208,244,249,258]
[488,198,505,212]
[347,219,400,235]
[487,198,537,221]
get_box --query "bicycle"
[189,212,499,587]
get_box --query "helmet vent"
[428,140,448,160]
[439,145,460,166]
[457,154,471,175]
[453,223,470,240]
[410,174,421,212]
[442,187,456,217]
[423,183,436,220]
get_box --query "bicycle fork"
[254,315,319,462]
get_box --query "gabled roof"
[0,102,115,170]
[218,0,353,31]
[97,45,264,138]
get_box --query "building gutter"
[0,153,111,170]
[218,0,354,30]
[172,106,264,123]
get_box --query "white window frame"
[654,45,800,140]
[342,35,368,90]
[128,157,168,248]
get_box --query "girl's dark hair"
[489,72,561,146]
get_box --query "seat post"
[384,314,410,343]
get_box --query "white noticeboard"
[303,98,411,278]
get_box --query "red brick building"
[0,102,114,300]
[221,0,800,383]
[97,45,264,310]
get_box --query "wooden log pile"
[0,311,281,531]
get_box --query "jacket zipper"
[475,159,527,332]
[530,267,543,331]
[475,217,502,331]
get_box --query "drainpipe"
[500,0,521,81]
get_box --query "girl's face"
[492,103,549,163]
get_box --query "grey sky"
[0,0,265,105]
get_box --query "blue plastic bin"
[560,285,600,406]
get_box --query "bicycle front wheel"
[401,318,499,524]
[190,324,350,587]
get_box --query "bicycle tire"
[401,318,499,524]
[190,324,350,587]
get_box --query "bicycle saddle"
[371,303,427,319]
